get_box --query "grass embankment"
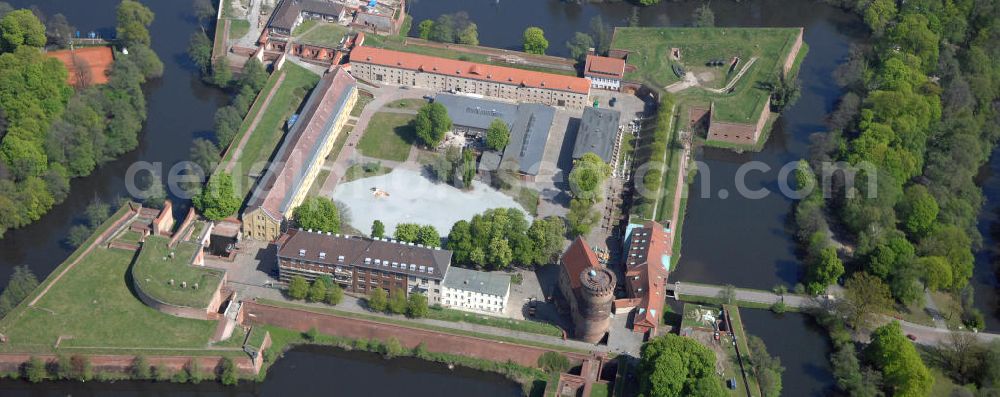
[297,23,349,47]
[229,19,249,39]
[222,63,320,197]
[424,306,563,337]
[255,298,588,354]
[132,236,223,309]
[0,247,218,353]
[723,305,763,397]
[357,112,416,162]
[258,324,548,393]
[612,27,800,124]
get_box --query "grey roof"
[501,103,555,176]
[354,12,394,32]
[435,94,517,131]
[573,107,621,163]
[271,0,346,31]
[278,229,452,280]
[443,267,511,297]
[478,151,502,173]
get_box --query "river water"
[2,0,996,395]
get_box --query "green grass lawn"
[589,382,609,397]
[223,63,320,197]
[291,19,318,36]
[343,162,392,182]
[386,98,428,110]
[613,27,800,123]
[228,19,250,39]
[0,248,217,352]
[424,306,563,337]
[351,91,374,117]
[298,22,349,47]
[132,236,224,309]
[357,112,416,162]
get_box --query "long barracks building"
[348,46,591,109]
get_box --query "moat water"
[1,0,998,395]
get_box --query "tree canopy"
[0,9,45,51]
[865,322,933,397]
[193,173,241,221]
[638,334,726,397]
[522,27,548,55]
[447,208,565,269]
[485,118,510,151]
[293,197,341,233]
[413,102,451,148]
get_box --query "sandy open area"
[331,169,527,235]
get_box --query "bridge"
[667,281,1000,346]
[68,37,111,47]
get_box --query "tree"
[406,293,428,318]
[527,216,567,265]
[193,0,216,26]
[567,198,599,237]
[0,265,38,317]
[806,247,844,295]
[429,14,455,43]
[485,118,510,151]
[219,357,238,386]
[388,288,407,314]
[692,4,715,27]
[897,185,938,238]
[747,336,784,397]
[212,56,232,87]
[590,16,611,54]
[132,355,150,379]
[637,0,661,6]
[287,275,309,300]
[416,225,440,247]
[24,356,46,383]
[239,58,269,93]
[417,19,434,40]
[916,256,951,291]
[629,6,641,26]
[568,153,611,201]
[308,279,327,302]
[865,322,933,396]
[293,197,341,233]
[371,220,385,238]
[116,0,154,48]
[457,23,478,46]
[383,337,405,358]
[325,282,343,305]
[0,9,45,51]
[413,102,451,147]
[190,138,220,174]
[213,105,243,148]
[45,13,74,49]
[638,334,726,396]
[522,27,548,55]
[565,32,594,62]
[192,173,240,220]
[839,272,894,331]
[69,354,92,381]
[933,332,984,385]
[718,284,737,304]
[394,223,420,243]
[863,0,897,35]
[188,32,213,75]
[367,288,388,312]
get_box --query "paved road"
[672,281,1000,346]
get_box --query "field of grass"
[424,306,563,337]
[0,248,217,352]
[256,298,589,354]
[297,23,349,47]
[291,19,318,36]
[589,383,609,397]
[223,63,320,197]
[343,162,392,182]
[358,112,416,162]
[612,27,800,123]
[351,90,374,117]
[229,19,250,39]
[132,236,224,309]
[386,98,428,110]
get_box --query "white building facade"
[441,267,511,315]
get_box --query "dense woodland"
[0,0,162,238]
[786,0,1000,395]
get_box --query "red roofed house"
[558,237,616,343]
[46,46,115,87]
[242,67,358,241]
[349,46,591,109]
[583,54,626,92]
[620,221,671,336]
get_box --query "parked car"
[906,334,917,341]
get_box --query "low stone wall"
[783,28,805,75]
[240,302,589,368]
[132,272,226,321]
[0,353,257,377]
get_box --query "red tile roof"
[561,237,602,291]
[624,221,671,333]
[47,46,114,86]
[350,46,591,95]
[584,55,626,79]
[247,67,356,220]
